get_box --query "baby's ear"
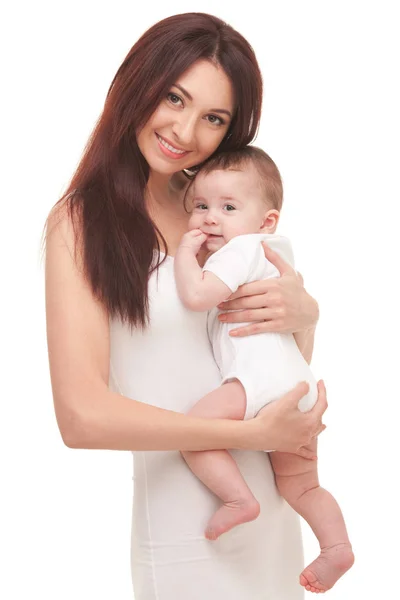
[260,209,280,233]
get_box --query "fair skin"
[174,166,354,593]
[46,59,326,461]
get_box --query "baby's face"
[188,166,271,253]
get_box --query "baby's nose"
[205,212,218,224]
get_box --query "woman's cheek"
[188,214,198,229]
[199,129,227,160]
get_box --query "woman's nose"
[172,113,197,147]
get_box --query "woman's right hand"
[251,380,327,459]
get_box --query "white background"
[2,1,399,598]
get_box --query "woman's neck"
[146,171,189,210]
[146,170,191,255]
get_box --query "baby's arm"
[175,229,232,311]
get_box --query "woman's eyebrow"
[173,84,233,119]
[174,83,193,101]
[211,108,232,118]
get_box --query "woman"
[45,13,326,600]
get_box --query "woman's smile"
[156,133,191,159]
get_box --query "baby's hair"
[198,146,283,210]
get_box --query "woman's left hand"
[217,242,319,337]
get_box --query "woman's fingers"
[295,446,318,460]
[255,381,326,455]
[218,293,268,311]
[274,381,310,407]
[218,279,273,303]
[277,381,325,450]
[229,320,285,337]
[219,307,275,323]
[311,380,328,419]
[310,424,326,440]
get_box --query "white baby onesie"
[203,233,318,421]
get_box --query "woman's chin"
[149,161,183,176]
[146,147,201,177]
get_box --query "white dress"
[109,252,304,600]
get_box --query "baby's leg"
[270,444,354,593]
[181,380,260,540]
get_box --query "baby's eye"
[195,204,208,210]
[223,204,236,211]
[167,92,183,106]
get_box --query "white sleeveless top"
[109,253,304,600]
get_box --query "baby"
[174,146,354,594]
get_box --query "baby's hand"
[179,229,208,254]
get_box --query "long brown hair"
[47,13,263,328]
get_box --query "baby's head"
[188,146,283,253]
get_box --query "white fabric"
[204,234,318,420]
[109,250,304,600]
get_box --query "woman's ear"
[260,209,280,233]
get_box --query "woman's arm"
[45,207,238,451]
[45,209,326,457]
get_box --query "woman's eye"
[167,92,183,106]
[224,204,236,211]
[206,114,224,126]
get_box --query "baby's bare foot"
[300,542,354,593]
[205,498,260,540]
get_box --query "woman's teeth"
[157,135,186,154]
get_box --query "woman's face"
[137,60,234,175]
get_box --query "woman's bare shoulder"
[45,196,84,269]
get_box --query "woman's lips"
[156,134,190,159]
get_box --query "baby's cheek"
[228,223,250,238]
